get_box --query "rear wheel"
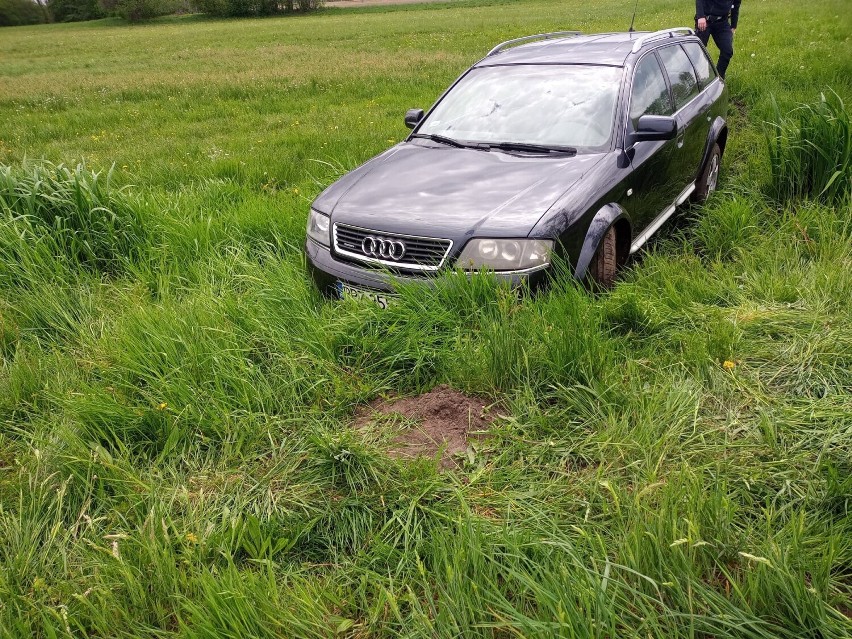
[589,225,618,289]
[693,143,721,203]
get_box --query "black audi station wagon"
[306,28,728,300]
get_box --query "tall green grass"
[0,0,851,636]
[0,162,149,277]
[767,91,852,206]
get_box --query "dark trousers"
[697,18,734,79]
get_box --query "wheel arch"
[716,123,729,156]
[573,203,631,280]
[698,116,728,179]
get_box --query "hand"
[697,17,707,31]
[731,28,736,35]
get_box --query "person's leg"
[696,23,711,48]
[711,20,734,79]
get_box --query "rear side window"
[657,45,700,110]
[629,54,674,127]
[683,42,717,89]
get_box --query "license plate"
[336,281,393,309]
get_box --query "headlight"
[457,238,553,272]
[307,209,330,247]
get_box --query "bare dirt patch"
[354,385,495,469]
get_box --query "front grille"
[333,223,453,271]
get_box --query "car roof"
[474,31,698,68]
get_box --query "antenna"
[628,0,640,32]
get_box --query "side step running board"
[629,182,695,254]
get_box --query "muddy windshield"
[418,64,621,150]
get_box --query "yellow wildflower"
[723,360,736,370]
[156,402,168,411]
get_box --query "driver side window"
[629,54,674,128]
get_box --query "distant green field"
[1,0,851,636]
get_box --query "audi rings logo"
[361,235,406,261]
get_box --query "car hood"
[322,142,607,238]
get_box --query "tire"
[588,225,618,289]
[693,143,721,203]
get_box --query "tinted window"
[629,54,673,127]
[418,65,622,149]
[658,45,700,110]
[683,42,717,89]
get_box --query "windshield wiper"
[411,134,486,149]
[485,142,577,155]
[411,135,576,155]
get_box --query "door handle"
[677,129,685,149]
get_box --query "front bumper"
[305,239,550,295]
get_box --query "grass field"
[1,0,851,636]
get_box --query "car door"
[656,44,706,195]
[683,40,719,94]
[683,40,721,171]
[620,51,678,237]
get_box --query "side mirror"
[629,115,678,144]
[404,108,424,130]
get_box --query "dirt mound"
[354,385,494,469]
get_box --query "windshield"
[417,64,621,149]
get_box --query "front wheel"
[588,225,617,289]
[693,143,721,203]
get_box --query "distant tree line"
[196,0,320,17]
[1,0,320,25]
[1,0,48,25]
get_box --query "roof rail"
[630,27,694,53]
[486,31,583,57]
